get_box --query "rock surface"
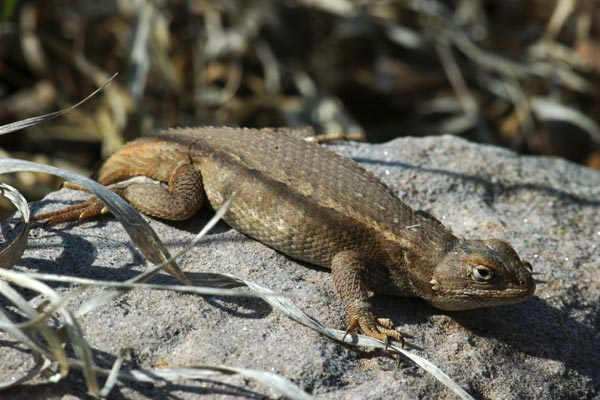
[1,135,599,399]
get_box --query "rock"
[1,135,598,399]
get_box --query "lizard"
[32,127,536,345]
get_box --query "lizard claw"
[345,308,404,348]
[342,318,360,342]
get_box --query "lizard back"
[160,128,456,268]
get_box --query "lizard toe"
[33,197,106,224]
[353,312,404,347]
[63,181,93,193]
[371,322,403,348]
[376,317,395,329]
[374,318,404,347]
[77,199,106,221]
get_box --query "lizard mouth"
[449,286,535,298]
[430,286,535,310]
[432,279,535,298]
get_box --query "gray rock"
[1,135,598,399]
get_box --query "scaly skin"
[34,127,536,344]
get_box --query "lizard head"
[428,238,535,310]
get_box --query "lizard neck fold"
[381,218,459,298]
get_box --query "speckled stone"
[1,135,598,399]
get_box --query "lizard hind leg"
[116,161,205,221]
[331,250,404,346]
[33,162,205,224]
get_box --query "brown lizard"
[33,127,536,345]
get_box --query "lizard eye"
[471,265,494,283]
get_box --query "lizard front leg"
[331,250,403,346]
[33,162,205,223]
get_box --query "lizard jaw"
[428,285,536,310]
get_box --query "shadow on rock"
[453,297,599,384]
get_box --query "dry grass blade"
[544,0,576,40]
[128,2,153,102]
[0,285,61,359]
[58,309,99,393]
[435,40,493,143]
[0,271,71,386]
[17,272,268,298]
[11,276,100,396]
[0,158,190,285]
[296,0,355,16]
[531,98,600,145]
[0,73,117,135]
[413,1,589,93]
[99,354,125,398]
[0,183,30,269]
[0,305,46,390]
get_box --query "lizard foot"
[344,307,404,348]
[32,181,136,224]
[32,196,108,224]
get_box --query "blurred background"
[1,0,599,217]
